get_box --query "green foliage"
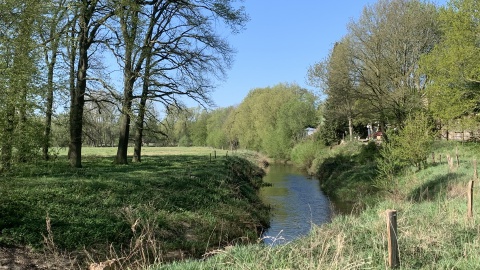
[376,112,435,192]
[290,139,325,171]
[0,149,268,259]
[419,0,480,125]
[178,135,191,147]
[391,112,434,168]
[228,83,318,158]
[312,142,379,202]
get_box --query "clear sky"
[209,0,447,108]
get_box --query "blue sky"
[209,0,447,108]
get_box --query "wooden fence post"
[210,153,212,162]
[456,147,460,168]
[214,150,217,159]
[474,159,478,180]
[447,154,453,172]
[386,210,400,268]
[468,180,474,219]
[432,152,435,164]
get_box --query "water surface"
[259,164,332,245]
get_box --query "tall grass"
[149,141,480,269]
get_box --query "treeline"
[308,0,479,146]
[1,0,479,171]
[0,0,248,170]
[160,84,318,160]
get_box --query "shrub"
[376,112,435,192]
[290,140,325,170]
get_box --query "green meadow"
[0,147,269,268]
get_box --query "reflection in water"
[259,164,331,245]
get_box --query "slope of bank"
[0,148,269,269]
[152,141,480,269]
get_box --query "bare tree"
[68,0,114,168]
[111,0,248,164]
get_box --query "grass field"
[53,146,235,157]
[0,147,269,268]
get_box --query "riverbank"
[151,141,480,269]
[0,147,269,269]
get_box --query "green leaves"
[229,83,317,159]
[419,0,480,122]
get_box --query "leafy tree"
[419,0,480,136]
[0,0,42,170]
[347,0,440,127]
[309,38,362,142]
[379,111,434,171]
[190,108,208,147]
[38,0,70,160]
[229,83,317,159]
[205,107,234,149]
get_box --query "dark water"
[259,164,332,245]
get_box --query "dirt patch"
[0,246,78,270]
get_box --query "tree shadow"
[407,172,463,202]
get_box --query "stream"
[259,163,332,245]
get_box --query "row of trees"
[52,83,317,160]
[0,0,248,170]
[309,0,479,145]
[152,83,318,159]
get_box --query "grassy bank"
[0,147,269,268]
[149,141,480,269]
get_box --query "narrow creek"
[259,163,332,245]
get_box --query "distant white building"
[304,127,317,137]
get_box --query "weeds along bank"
[291,140,380,207]
[0,148,269,269]
[152,141,480,269]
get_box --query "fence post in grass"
[210,153,212,162]
[439,154,442,164]
[214,150,217,159]
[474,159,478,180]
[226,151,228,158]
[386,210,400,268]
[456,147,460,168]
[447,154,453,172]
[468,180,474,219]
[432,152,436,164]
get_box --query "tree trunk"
[348,116,353,141]
[43,39,60,160]
[132,51,152,163]
[114,7,140,165]
[68,7,89,168]
[1,106,15,171]
[69,47,87,168]
[67,20,77,160]
[114,71,135,165]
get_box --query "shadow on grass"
[0,155,269,258]
[407,172,462,202]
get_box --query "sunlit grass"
[149,141,480,269]
[53,146,240,157]
[0,147,269,267]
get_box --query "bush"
[290,140,325,170]
[178,135,191,147]
[376,112,435,192]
